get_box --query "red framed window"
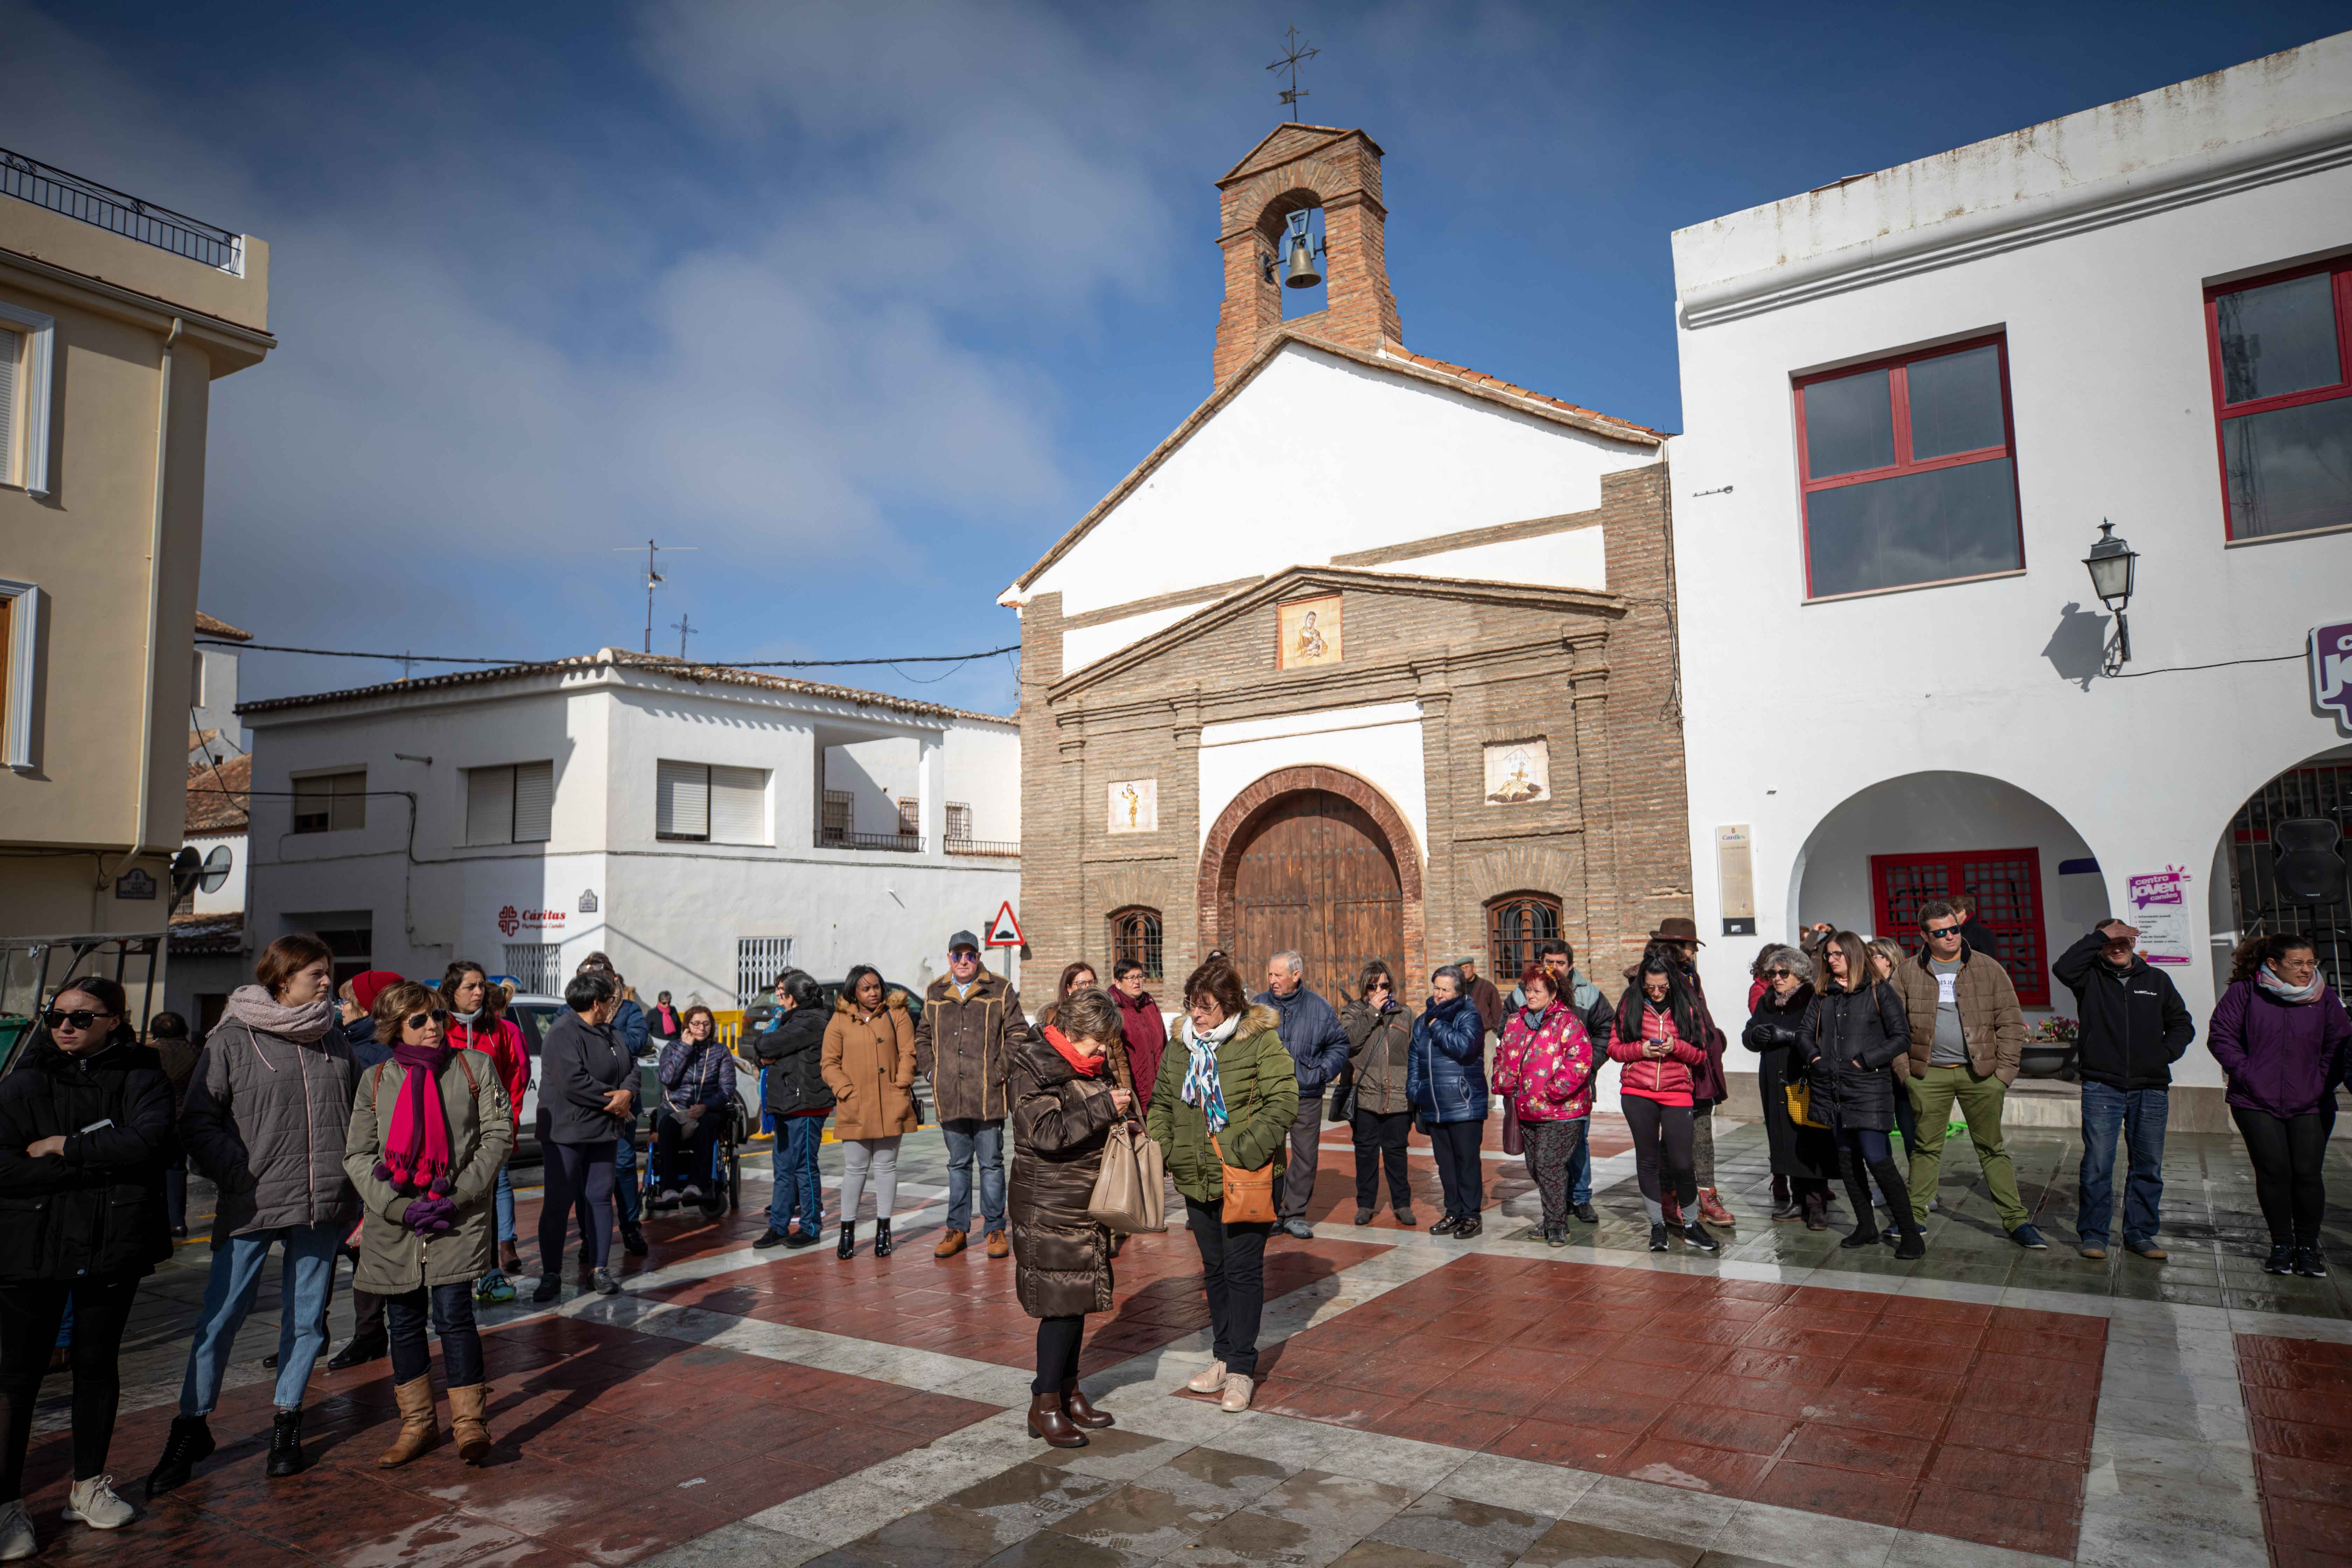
[1793,335,2023,599]
[1870,848,2049,1008]
[2206,258,2352,541]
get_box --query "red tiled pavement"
[640,1225,1390,1374]
[2237,1333,2352,1567]
[1200,1254,2106,1560]
[18,1316,995,1566]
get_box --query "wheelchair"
[640,1088,750,1216]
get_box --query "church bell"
[1286,234,1323,289]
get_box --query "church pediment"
[1045,564,1623,704]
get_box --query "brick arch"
[1196,765,1424,986]
[1251,183,1326,245]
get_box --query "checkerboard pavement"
[10,1114,2348,1566]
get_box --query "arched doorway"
[1199,766,1422,999]
[2210,742,2352,995]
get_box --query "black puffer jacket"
[0,1031,175,1281]
[755,1006,833,1117]
[1007,1034,1120,1319]
[1795,980,1911,1133]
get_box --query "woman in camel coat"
[821,966,919,1258]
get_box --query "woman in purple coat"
[2209,934,2352,1277]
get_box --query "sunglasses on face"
[1924,924,1961,939]
[404,1009,450,1030]
[1769,968,1794,979]
[1368,980,1390,991]
[42,1009,117,1030]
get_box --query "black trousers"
[0,1275,139,1493]
[2234,1106,2328,1247]
[1622,1096,1698,1220]
[386,1282,484,1387]
[1185,1196,1270,1378]
[1426,1119,1486,1220]
[541,1140,616,1272]
[1032,1314,1084,1395]
[1351,1109,1413,1210]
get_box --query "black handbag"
[1328,1073,1357,1123]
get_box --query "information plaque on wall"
[1716,824,1756,936]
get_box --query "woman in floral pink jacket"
[1494,966,1597,1246]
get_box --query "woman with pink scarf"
[344,981,513,1466]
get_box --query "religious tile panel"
[1107,778,1159,834]
[1484,738,1550,805]
[1277,593,1342,670]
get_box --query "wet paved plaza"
[13,1113,2351,1567]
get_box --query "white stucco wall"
[1024,343,1657,619]
[1197,700,1428,861]
[1379,525,1607,594]
[1669,36,2352,1091]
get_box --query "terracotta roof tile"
[185,754,250,834]
[194,611,251,643]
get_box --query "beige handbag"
[1087,1122,1168,1234]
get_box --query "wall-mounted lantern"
[2082,520,2139,676]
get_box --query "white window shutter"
[710,765,768,845]
[466,765,514,845]
[657,760,709,839]
[0,329,16,484]
[513,761,554,842]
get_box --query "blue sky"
[7,2,2345,714]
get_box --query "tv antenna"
[1268,25,1318,120]
[670,612,696,660]
[614,539,696,654]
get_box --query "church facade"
[999,124,1693,1004]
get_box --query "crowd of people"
[0,902,2342,1540]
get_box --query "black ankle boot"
[327,1327,387,1371]
[873,1220,894,1258]
[836,1221,857,1259]
[145,1413,215,1497]
[265,1408,306,1478]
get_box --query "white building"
[237,649,1021,1003]
[1668,34,2352,1128]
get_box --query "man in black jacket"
[2053,920,2194,1262]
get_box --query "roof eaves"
[194,610,252,643]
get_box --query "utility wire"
[2106,651,2303,679]
[196,638,1020,670]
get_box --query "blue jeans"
[2078,1082,2168,1248]
[768,1115,825,1235]
[180,1223,342,1414]
[940,1118,1006,1234]
[614,1129,641,1225]
[493,1162,516,1246]
[1567,1130,1592,1205]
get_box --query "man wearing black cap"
[915,931,1030,1259]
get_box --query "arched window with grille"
[1486,892,1562,982]
[1109,906,1163,980]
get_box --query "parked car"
[739,979,927,1037]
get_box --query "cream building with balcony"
[0,148,274,1013]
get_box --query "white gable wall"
[1028,344,1657,622]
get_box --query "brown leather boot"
[447,1383,492,1465]
[1026,1389,1086,1448]
[1061,1379,1114,1430]
[377,1376,440,1468]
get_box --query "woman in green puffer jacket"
[1143,959,1296,1415]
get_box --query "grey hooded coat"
[180,1020,361,1240]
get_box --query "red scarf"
[376,1043,456,1195]
[1043,1025,1102,1077]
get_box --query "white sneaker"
[63,1475,133,1530]
[0,1499,34,1561]
[1220,1374,1254,1413]
[1185,1358,1227,1394]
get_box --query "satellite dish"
[200,844,233,894]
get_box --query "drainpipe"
[99,316,183,917]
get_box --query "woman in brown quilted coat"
[1008,988,1132,1449]
[820,967,918,1259]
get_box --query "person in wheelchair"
[653,1006,733,1212]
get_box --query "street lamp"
[2082,519,2138,676]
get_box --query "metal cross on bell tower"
[1268,25,1318,121]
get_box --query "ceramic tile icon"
[1107,778,1158,834]
[1277,593,1342,669]
[1483,740,1549,805]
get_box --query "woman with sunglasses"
[0,979,172,1555]
[345,982,512,1467]
[1338,961,1416,1227]
[1797,930,1925,1259]
[439,963,530,1303]
[150,934,358,1498]
[1742,946,1835,1228]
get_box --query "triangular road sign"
[985,901,1023,947]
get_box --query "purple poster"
[2314,621,2352,735]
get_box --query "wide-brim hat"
[1647,917,1703,946]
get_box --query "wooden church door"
[1227,790,1404,1003]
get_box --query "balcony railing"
[818,828,925,854]
[944,838,1020,858]
[1,147,244,274]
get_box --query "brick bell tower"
[1212,125,1404,387]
